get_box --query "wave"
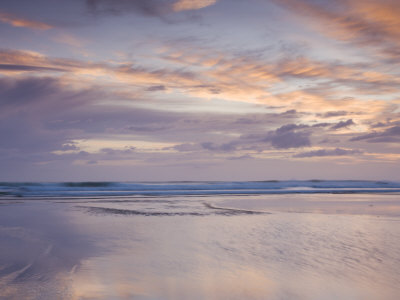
[62,182,114,188]
[1,180,400,198]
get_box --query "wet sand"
[1,194,400,299]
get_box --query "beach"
[1,182,400,299]
[2,0,400,298]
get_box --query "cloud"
[294,148,363,158]
[0,11,52,30]
[269,131,310,149]
[172,0,217,12]
[0,63,65,72]
[318,111,348,118]
[263,124,311,149]
[0,76,66,108]
[1,46,397,117]
[52,33,86,48]
[86,0,217,18]
[0,49,84,74]
[1,75,273,166]
[331,119,355,130]
[61,143,79,151]
[273,56,400,95]
[201,141,237,152]
[146,85,166,92]
[350,125,400,142]
[227,154,253,160]
[0,50,200,93]
[0,73,396,180]
[274,0,400,62]
[125,123,171,132]
[0,47,395,161]
[160,42,400,108]
[0,76,100,157]
[169,143,201,152]
[312,123,330,128]
[86,0,171,17]
[370,122,386,128]
[165,119,318,155]
[0,76,142,160]
[100,147,136,155]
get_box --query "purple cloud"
[146,85,166,92]
[294,148,363,158]
[331,119,355,130]
[86,0,173,17]
[100,147,136,155]
[169,143,201,152]
[265,124,311,149]
[0,64,65,72]
[201,142,237,152]
[350,126,400,143]
[318,111,348,118]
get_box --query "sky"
[0,0,399,181]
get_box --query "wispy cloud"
[350,125,400,143]
[0,63,64,72]
[172,0,217,12]
[86,0,170,17]
[317,111,349,118]
[331,119,355,130]
[1,46,398,113]
[274,0,400,62]
[0,11,52,30]
[294,148,363,158]
[86,0,218,18]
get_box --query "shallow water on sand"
[1,194,400,299]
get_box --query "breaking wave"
[1,180,400,198]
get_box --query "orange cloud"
[173,0,217,12]
[275,0,400,61]
[0,11,52,30]
[0,48,397,127]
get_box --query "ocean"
[1,181,400,299]
[2,180,400,197]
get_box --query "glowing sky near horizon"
[0,0,399,181]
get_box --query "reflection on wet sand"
[1,194,400,299]
[70,264,276,300]
[218,193,400,216]
[0,202,96,300]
